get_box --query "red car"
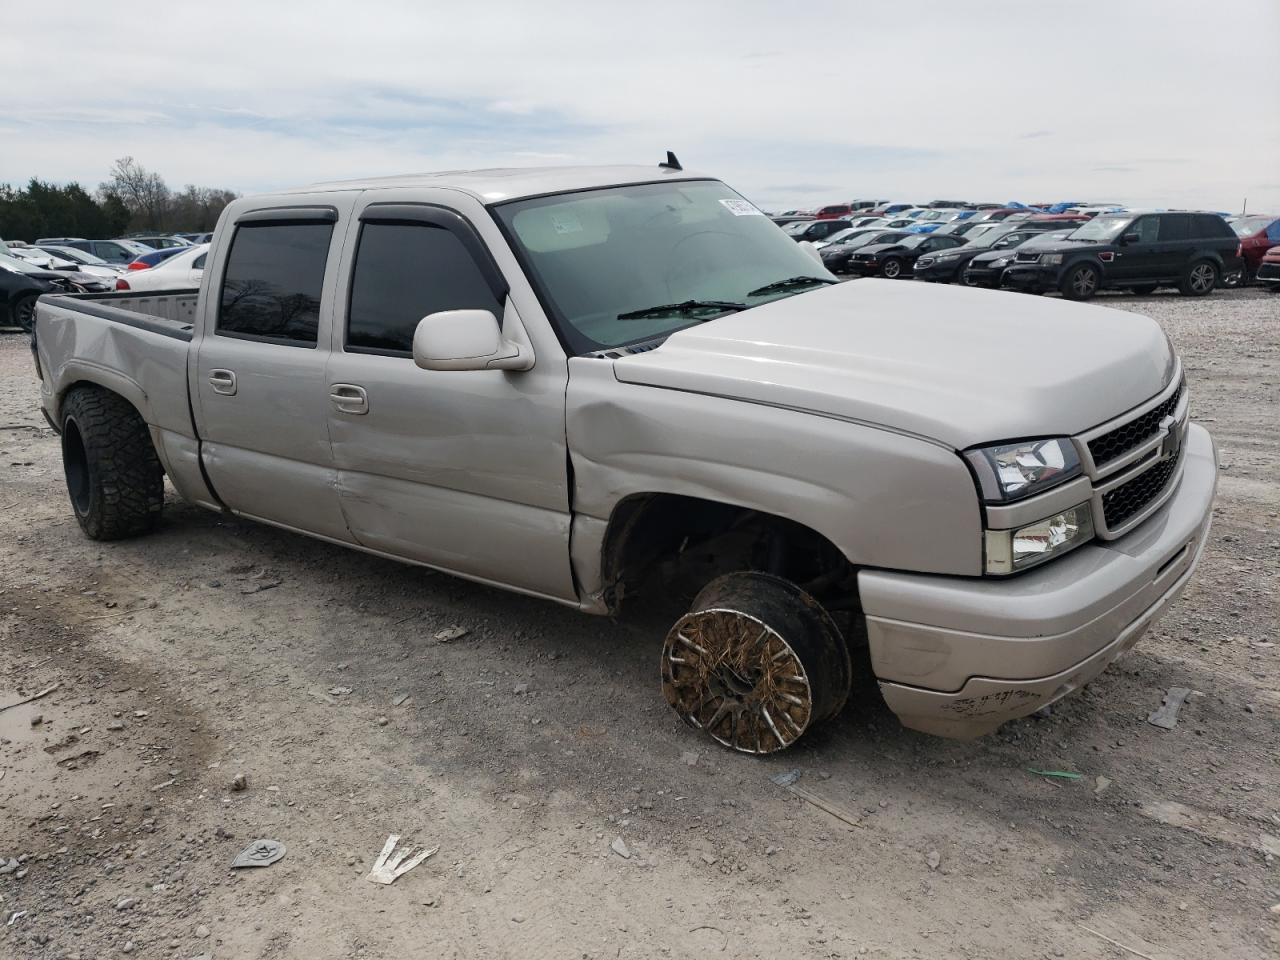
[813,203,854,220]
[1230,214,1280,281]
[1256,244,1280,292]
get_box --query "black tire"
[11,293,37,333]
[1180,259,1218,296]
[61,387,164,540]
[1130,284,1158,296]
[1060,262,1100,300]
[660,571,852,754]
[881,257,904,279]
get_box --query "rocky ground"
[1,288,1277,960]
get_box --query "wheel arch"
[54,368,150,429]
[593,491,857,616]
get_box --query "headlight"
[992,256,1011,267]
[935,252,963,261]
[985,503,1094,574]
[965,437,1081,502]
[1041,253,1063,265]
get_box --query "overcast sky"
[4,1,1278,213]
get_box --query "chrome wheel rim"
[883,260,900,278]
[1190,264,1214,292]
[661,608,814,754]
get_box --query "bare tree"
[100,156,170,231]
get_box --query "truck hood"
[611,279,1175,449]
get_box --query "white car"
[35,246,126,280]
[115,244,208,292]
[8,246,78,271]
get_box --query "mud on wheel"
[661,572,852,754]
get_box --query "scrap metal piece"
[1147,686,1194,729]
[365,835,437,885]
[231,839,286,869]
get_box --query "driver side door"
[323,195,576,601]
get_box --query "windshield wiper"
[746,275,838,298]
[617,299,745,321]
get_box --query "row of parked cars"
[775,202,1280,299]
[0,233,210,331]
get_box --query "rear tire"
[11,293,37,333]
[1060,263,1100,300]
[881,257,904,279]
[1179,259,1217,296]
[61,387,164,540]
[661,572,852,754]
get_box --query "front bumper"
[1003,263,1062,292]
[859,423,1217,739]
[913,259,964,282]
[963,263,1006,286]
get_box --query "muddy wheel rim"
[1190,264,1214,292]
[662,609,813,754]
[1072,268,1097,296]
[883,260,900,278]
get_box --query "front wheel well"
[599,493,859,619]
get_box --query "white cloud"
[3,0,1277,212]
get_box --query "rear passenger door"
[323,196,575,601]
[193,202,356,541]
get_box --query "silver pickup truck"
[32,163,1217,754]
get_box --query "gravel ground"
[1,287,1277,960]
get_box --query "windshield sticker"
[719,199,763,217]
[550,211,583,235]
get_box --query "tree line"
[0,157,239,242]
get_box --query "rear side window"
[1157,214,1190,242]
[218,222,333,345]
[346,222,503,354]
[1192,214,1232,239]
[193,253,207,270]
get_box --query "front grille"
[1088,384,1183,466]
[1015,251,1041,263]
[1102,454,1178,528]
[1257,262,1280,280]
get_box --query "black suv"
[1002,212,1241,300]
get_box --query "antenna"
[658,151,682,171]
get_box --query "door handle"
[208,369,237,396]
[329,383,369,415]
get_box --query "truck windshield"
[494,180,833,354]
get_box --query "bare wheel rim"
[1190,264,1214,292]
[1072,267,1097,295]
[663,608,814,753]
[883,259,901,278]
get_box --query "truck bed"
[34,289,219,511]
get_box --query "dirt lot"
[1,289,1277,960]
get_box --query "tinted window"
[218,222,333,345]
[193,253,207,270]
[1157,214,1190,242]
[1191,214,1232,239]
[347,222,502,354]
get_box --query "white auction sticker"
[719,199,763,216]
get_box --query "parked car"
[0,257,74,331]
[1228,214,1280,282]
[770,215,815,227]
[782,218,853,243]
[35,246,126,279]
[53,239,154,264]
[6,246,78,270]
[125,235,192,249]
[32,163,1216,752]
[818,230,910,273]
[1255,245,1280,292]
[915,224,1061,283]
[962,230,1076,288]
[0,251,113,294]
[115,244,208,292]
[813,203,855,220]
[849,233,968,278]
[1004,211,1243,299]
[124,247,188,272]
[174,232,215,244]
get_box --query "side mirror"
[1120,232,1140,245]
[412,309,533,372]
